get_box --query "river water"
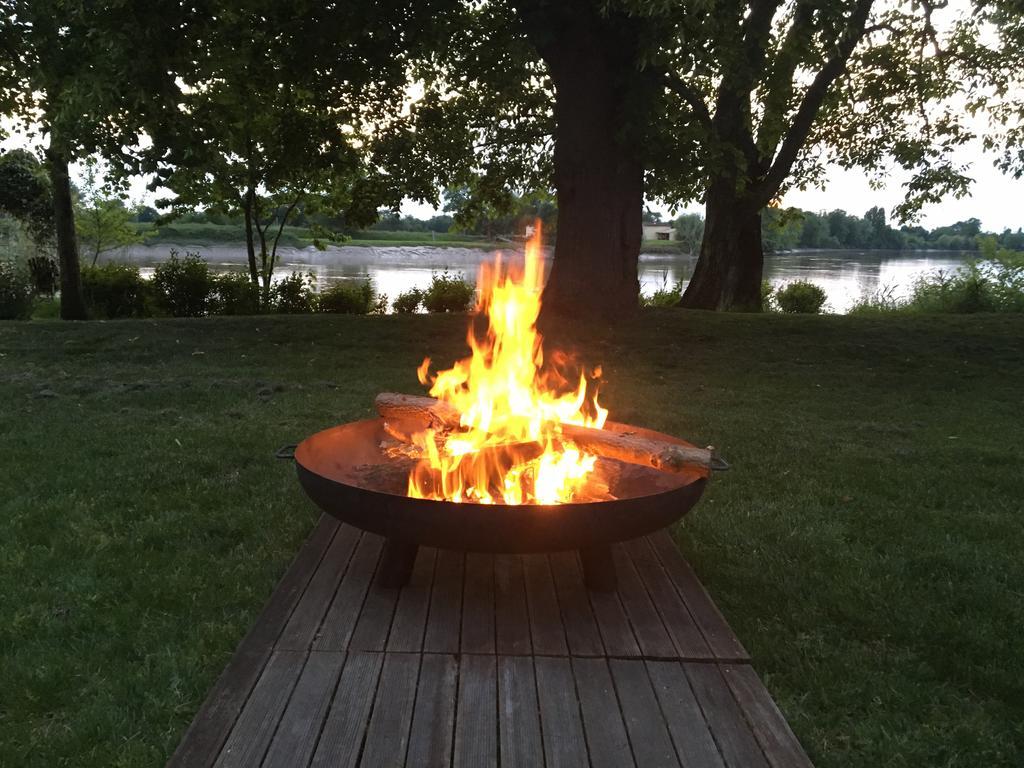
[109,243,972,314]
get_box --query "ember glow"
[408,222,608,505]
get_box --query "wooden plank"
[312,534,383,651]
[609,659,680,768]
[721,664,813,768]
[625,538,713,660]
[261,651,346,768]
[167,515,337,768]
[277,525,361,651]
[646,661,725,768]
[523,554,569,656]
[549,551,605,657]
[649,532,749,661]
[685,663,770,768]
[614,545,677,658]
[407,653,458,768]
[534,656,589,768]
[348,568,401,652]
[461,553,496,654]
[213,651,305,768]
[571,658,635,768]
[494,554,532,655]
[310,652,384,768]
[588,580,642,659]
[360,653,422,767]
[454,654,498,768]
[387,547,438,653]
[424,549,465,653]
[498,656,545,767]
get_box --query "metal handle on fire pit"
[706,446,730,472]
[275,444,297,460]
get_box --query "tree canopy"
[142,0,447,301]
[395,0,1019,315]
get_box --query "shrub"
[27,256,59,296]
[423,271,475,312]
[775,280,827,314]
[153,249,212,317]
[760,280,776,311]
[393,287,424,313]
[211,272,261,315]
[81,263,149,318]
[641,279,683,308]
[319,279,381,314]
[273,271,317,314]
[848,285,905,316]
[31,297,60,319]
[0,261,33,320]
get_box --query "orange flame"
[408,221,607,504]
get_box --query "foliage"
[0,150,53,247]
[641,279,683,308]
[272,272,318,315]
[26,256,59,296]
[210,272,262,316]
[0,0,186,319]
[392,287,424,313]
[74,162,149,266]
[142,0,446,301]
[422,271,475,312]
[0,260,34,320]
[152,250,213,317]
[319,279,386,315]
[80,263,148,319]
[775,281,827,314]
[673,214,704,255]
[847,285,906,316]
[760,280,777,312]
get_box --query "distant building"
[642,223,676,241]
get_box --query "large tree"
[0,0,182,319]
[143,0,447,304]
[406,0,992,316]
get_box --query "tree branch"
[663,72,713,130]
[269,194,302,276]
[753,0,875,205]
[756,1,816,153]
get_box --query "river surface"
[108,243,973,314]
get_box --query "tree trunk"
[531,11,645,324]
[243,189,259,285]
[46,146,87,320]
[680,182,764,311]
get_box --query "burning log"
[374,392,715,474]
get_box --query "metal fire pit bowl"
[290,417,708,591]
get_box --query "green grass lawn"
[1,310,1022,767]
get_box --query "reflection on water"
[109,243,972,314]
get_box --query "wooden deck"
[168,516,812,767]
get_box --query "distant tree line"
[669,207,1024,254]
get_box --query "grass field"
[1,310,1022,766]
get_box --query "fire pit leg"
[580,545,617,591]
[377,538,419,588]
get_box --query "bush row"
[850,256,1024,315]
[1,251,479,320]
[639,278,828,313]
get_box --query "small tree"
[0,0,183,319]
[144,0,443,305]
[74,162,149,266]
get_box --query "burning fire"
[408,222,608,505]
